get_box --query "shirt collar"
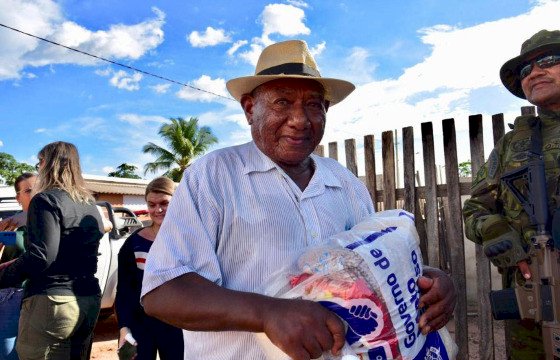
[242,142,277,175]
[242,141,343,192]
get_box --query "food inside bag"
[259,209,457,360]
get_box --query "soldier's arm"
[463,148,502,245]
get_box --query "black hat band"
[257,63,320,77]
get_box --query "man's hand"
[417,267,456,335]
[262,298,346,360]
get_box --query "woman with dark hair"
[116,176,184,360]
[0,141,104,360]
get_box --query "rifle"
[489,117,560,359]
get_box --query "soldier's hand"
[262,298,346,360]
[517,260,532,279]
[480,215,528,268]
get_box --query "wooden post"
[469,114,494,360]
[345,139,358,176]
[443,118,468,359]
[314,144,324,157]
[402,127,416,213]
[421,122,440,267]
[328,142,338,160]
[403,126,428,260]
[364,135,378,211]
[492,114,505,143]
[381,131,396,209]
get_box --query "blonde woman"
[115,177,183,360]
[0,141,104,360]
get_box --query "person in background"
[0,141,104,360]
[0,173,36,360]
[115,176,183,360]
[141,40,456,360]
[463,29,560,359]
[0,173,36,232]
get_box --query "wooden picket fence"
[314,106,536,360]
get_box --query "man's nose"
[287,104,310,129]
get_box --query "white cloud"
[108,70,143,91]
[0,2,165,80]
[102,166,115,174]
[286,0,309,8]
[188,27,232,48]
[227,40,248,56]
[331,46,376,85]
[150,83,171,94]
[238,43,265,66]
[231,3,312,66]
[34,128,47,133]
[118,114,168,124]
[319,0,559,175]
[309,41,326,58]
[176,75,229,102]
[0,140,3,147]
[260,4,310,43]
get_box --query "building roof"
[83,174,150,196]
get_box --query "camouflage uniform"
[463,108,560,360]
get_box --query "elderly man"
[463,29,560,360]
[142,40,455,360]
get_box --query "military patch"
[487,149,499,179]
[511,138,531,152]
[544,138,560,151]
[511,152,529,162]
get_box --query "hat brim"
[500,43,560,99]
[226,74,355,106]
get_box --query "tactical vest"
[496,112,560,241]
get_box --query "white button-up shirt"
[141,141,374,359]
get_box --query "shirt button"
[311,232,318,238]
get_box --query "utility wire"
[0,22,235,101]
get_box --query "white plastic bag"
[259,210,457,360]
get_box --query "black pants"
[132,316,183,360]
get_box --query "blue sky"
[0,0,558,179]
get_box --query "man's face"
[521,53,560,110]
[242,78,328,167]
[15,176,37,212]
[146,191,172,227]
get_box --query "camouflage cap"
[500,29,560,99]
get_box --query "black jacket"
[0,188,103,297]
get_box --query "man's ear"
[240,94,254,125]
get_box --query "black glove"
[480,215,528,268]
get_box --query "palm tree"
[142,117,218,182]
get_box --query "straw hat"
[500,29,560,99]
[226,40,355,105]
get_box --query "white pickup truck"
[95,201,143,317]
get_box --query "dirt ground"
[91,315,119,360]
[90,313,507,360]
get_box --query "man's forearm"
[142,272,271,332]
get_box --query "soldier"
[463,29,560,359]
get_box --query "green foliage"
[143,117,218,182]
[0,152,35,185]
[108,163,142,179]
[459,160,472,177]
